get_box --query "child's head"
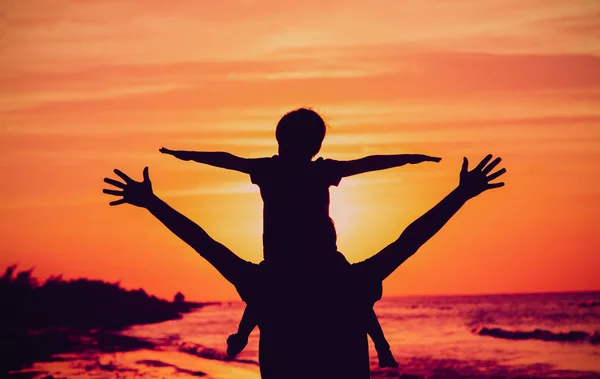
[276,108,326,160]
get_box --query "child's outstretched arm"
[339,154,441,177]
[160,148,256,174]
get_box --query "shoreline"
[0,265,214,375]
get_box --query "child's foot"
[226,333,248,358]
[377,348,399,368]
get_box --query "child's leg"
[367,308,398,368]
[237,304,258,336]
[227,304,258,358]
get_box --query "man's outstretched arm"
[159,148,258,174]
[103,167,248,285]
[364,154,506,281]
[338,154,441,178]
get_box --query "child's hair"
[276,108,327,158]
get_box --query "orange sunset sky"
[0,1,598,301]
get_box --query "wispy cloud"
[2,52,599,118]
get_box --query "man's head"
[276,108,327,160]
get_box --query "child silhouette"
[160,108,441,367]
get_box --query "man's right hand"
[103,167,155,208]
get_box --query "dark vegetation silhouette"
[0,265,205,374]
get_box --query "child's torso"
[251,156,341,262]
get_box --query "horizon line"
[196,289,600,303]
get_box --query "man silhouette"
[103,154,505,379]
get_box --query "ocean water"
[22,292,600,378]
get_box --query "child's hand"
[160,148,191,161]
[411,155,441,164]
